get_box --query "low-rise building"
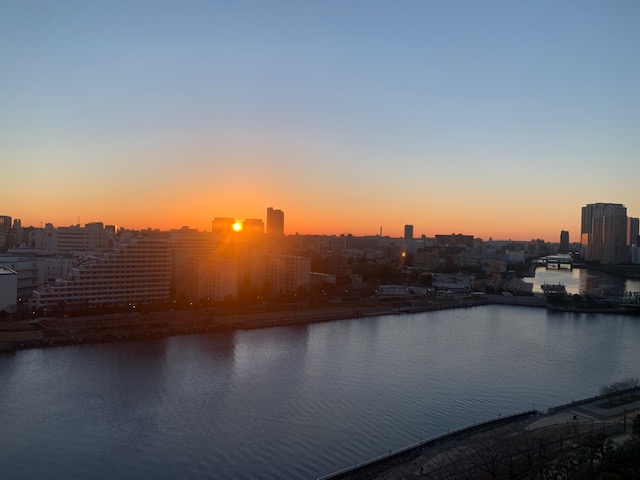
[0,254,47,301]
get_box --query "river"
[526,265,640,295]
[1,288,639,479]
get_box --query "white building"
[30,237,171,311]
[0,255,47,301]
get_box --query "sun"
[232,221,243,232]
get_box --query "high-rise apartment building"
[267,254,310,294]
[404,225,414,240]
[559,230,569,253]
[266,208,284,236]
[580,203,627,264]
[627,217,639,246]
[30,237,171,310]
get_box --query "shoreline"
[319,387,640,480]
[2,293,636,353]
[1,297,492,352]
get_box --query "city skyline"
[2,1,639,240]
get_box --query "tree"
[599,377,640,396]
[632,414,640,437]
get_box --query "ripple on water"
[1,306,639,479]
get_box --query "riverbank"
[319,388,640,480]
[0,296,492,352]
[4,290,639,352]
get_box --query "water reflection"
[528,267,640,295]
[2,306,639,480]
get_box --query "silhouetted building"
[0,216,11,234]
[435,234,474,249]
[628,217,639,246]
[212,218,236,237]
[243,219,264,236]
[581,203,627,264]
[559,230,569,253]
[404,225,413,240]
[267,208,284,236]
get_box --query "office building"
[53,222,110,252]
[266,208,284,236]
[581,203,627,264]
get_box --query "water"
[1,304,639,480]
[527,266,640,295]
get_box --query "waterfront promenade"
[319,388,640,480]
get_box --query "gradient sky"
[2,1,639,241]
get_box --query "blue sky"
[2,1,639,239]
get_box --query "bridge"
[544,255,574,270]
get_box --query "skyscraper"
[627,217,639,247]
[559,230,569,253]
[580,203,627,264]
[404,224,414,240]
[266,208,284,236]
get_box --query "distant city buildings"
[435,234,474,249]
[2,201,640,314]
[581,203,628,264]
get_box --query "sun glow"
[232,221,243,232]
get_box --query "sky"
[1,0,639,241]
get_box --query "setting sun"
[232,222,242,232]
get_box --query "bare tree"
[469,435,507,479]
